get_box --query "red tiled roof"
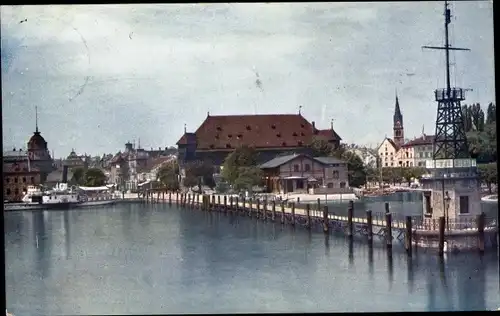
[316,129,342,141]
[402,134,435,148]
[176,114,341,150]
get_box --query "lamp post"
[444,191,451,230]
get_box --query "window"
[459,196,469,214]
[327,182,334,188]
[23,187,27,193]
[6,188,11,195]
[332,170,339,179]
[14,188,19,195]
[22,177,26,183]
[271,124,276,129]
[6,177,10,183]
[391,163,394,166]
[304,164,311,172]
[296,180,304,189]
[385,163,388,167]
[14,178,18,183]
[293,164,299,172]
[340,182,346,188]
[390,152,393,155]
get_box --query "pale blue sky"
[1,2,495,158]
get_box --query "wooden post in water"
[317,198,321,218]
[477,212,485,253]
[256,199,261,219]
[438,216,445,256]
[196,194,200,209]
[385,202,390,214]
[281,202,285,224]
[305,204,311,229]
[263,198,267,221]
[291,203,296,226]
[187,194,191,208]
[405,216,412,256]
[385,212,393,249]
[235,197,239,213]
[223,195,227,212]
[168,192,172,206]
[217,195,221,211]
[242,197,246,213]
[249,198,253,217]
[230,196,234,211]
[163,191,165,202]
[176,192,179,206]
[211,195,216,211]
[347,200,354,238]
[322,205,329,234]
[366,210,373,244]
[271,200,276,221]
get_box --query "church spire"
[35,105,39,133]
[393,92,403,126]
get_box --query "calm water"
[5,198,500,315]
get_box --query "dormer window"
[300,132,305,136]
[210,144,215,149]
[292,132,298,137]
[215,135,219,139]
[271,124,276,129]
[228,134,233,138]
[298,141,303,146]
[246,125,252,131]
[276,133,281,138]
[226,143,231,148]
[237,134,242,139]
[301,124,305,128]
[282,142,287,146]
[216,126,222,131]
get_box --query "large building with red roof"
[176,113,342,167]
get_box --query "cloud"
[1,2,495,156]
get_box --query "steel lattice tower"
[423,1,471,160]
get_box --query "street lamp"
[444,191,451,230]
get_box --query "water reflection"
[4,205,499,314]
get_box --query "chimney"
[312,121,315,130]
[159,147,161,151]
[62,165,69,183]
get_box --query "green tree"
[183,160,215,189]
[221,145,261,192]
[70,167,85,185]
[157,162,180,191]
[309,137,335,157]
[486,102,496,125]
[478,163,497,194]
[83,168,106,187]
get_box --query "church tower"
[393,92,404,147]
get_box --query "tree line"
[462,102,496,163]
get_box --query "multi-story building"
[176,113,342,180]
[260,154,349,194]
[403,134,435,167]
[63,149,89,169]
[349,147,378,169]
[3,157,41,202]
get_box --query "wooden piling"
[242,197,246,213]
[188,194,191,208]
[271,200,276,221]
[405,216,412,256]
[163,191,165,202]
[217,195,221,210]
[385,202,390,214]
[196,194,200,209]
[438,216,445,256]
[249,198,253,217]
[291,203,296,226]
[366,210,373,244]
[281,202,285,224]
[256,199,261,219]
[477,212,485,253]
[235,197,239,213]
[223,195,227,212]
[176,192,179,206]
[305,204,311,229]
[262,199,267,221]
[347,200,354,238]
[317,198,321,218]
[322,205,329,234]
[385,212,393,249]
[230,196,234,211]
[168,192,172,205]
